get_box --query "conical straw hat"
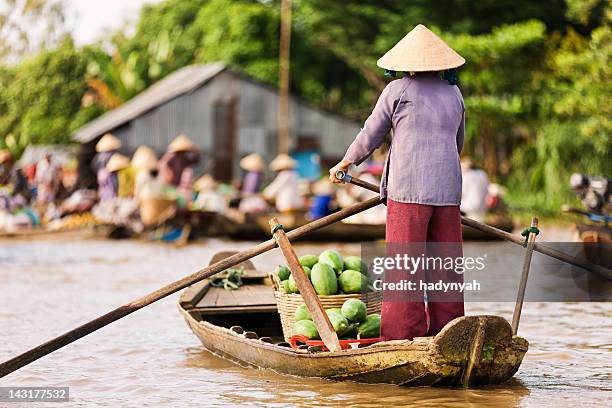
[95,133,122,152]
[269,153,297,171]
[194,174,217,191]
[0,149,12,163]
[377,24,465,72]
[131,146,158,171]
[106,153,130,173]
[167,134,196,153]
[240,153,265,172]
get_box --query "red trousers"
[381,200,464,340]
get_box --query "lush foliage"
[0,0,610,214]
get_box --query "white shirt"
[461,168,489,214]
[263,170,302,212]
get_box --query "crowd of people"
[0,131,504,235]
[0,133,388,234]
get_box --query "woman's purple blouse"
[343,75,465,205]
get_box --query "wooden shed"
[73,63,361,182]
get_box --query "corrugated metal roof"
[72,62,227,143]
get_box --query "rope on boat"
[209,267,246,290]
[521,226,540,247]
[271,223,284,246]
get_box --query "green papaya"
[344,256,368,274]
[341,323,359,339]
[302,266,311,280]
[282,279,290,293]
[294,303,312,321]
[326,309,350,336]
[288,274,299,293]
[338,270,364,294]
[275,265,291,281]
[310,263,338,295]
[298,254,319,269]
[341,298,367,323]
[318,250,344,274]
[293,320,319,339]
[357,314,381,339]
[326,307,342,315]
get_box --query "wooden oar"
[269,218,342,352]
[511,217,538,335]
[335,170,612,276]
[0,197,381,378]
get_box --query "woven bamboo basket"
[140,197,176,227]
[272,274,382,341]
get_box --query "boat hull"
[180,307,528,386]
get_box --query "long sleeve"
[456,109,465,154]
[343,82,399,165]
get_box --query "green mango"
[298,254,319,269]
[326,309,350,336]
[310,263,338,295]
[358,314,381,339]
[293,320,319,340]
[338,269,364,294]
[341,298,367,323]
[294,303,312,321]
[318,250,344,274]
[275,265,291,281]
[343,256,368,274]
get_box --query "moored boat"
[178,253,528,387]
[217,210,514,241]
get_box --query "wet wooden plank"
[194,284,276,309]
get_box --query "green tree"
[0,39,99,148]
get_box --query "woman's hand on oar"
[329,160,351,184]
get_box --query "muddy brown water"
[0,234,610,407]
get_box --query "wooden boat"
[0,226,92,240]
[574,223,611,280]
[252,211,386,242]
[178,253,528,387]
[218,210,513,241]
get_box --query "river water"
[0,234,610,407]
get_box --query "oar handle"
[335,170,353,183]
[335,170,379,194]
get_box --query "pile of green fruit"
[275,250,368,295]
[292,298,381,340]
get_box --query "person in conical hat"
[93,134,123,201]
[460,156,489,219]
[269,153,297,172]
[96,133,122,153]
[158,134,200,188]
[167,134,196,153]
[193,174,227,213]
[239,153,265,194]
[131,146,158,200]
[106,153,136,198]
[263,153,302,212]
[131,146,157,171]
[329,24,466,341]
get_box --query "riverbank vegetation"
[0,0,609,214]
